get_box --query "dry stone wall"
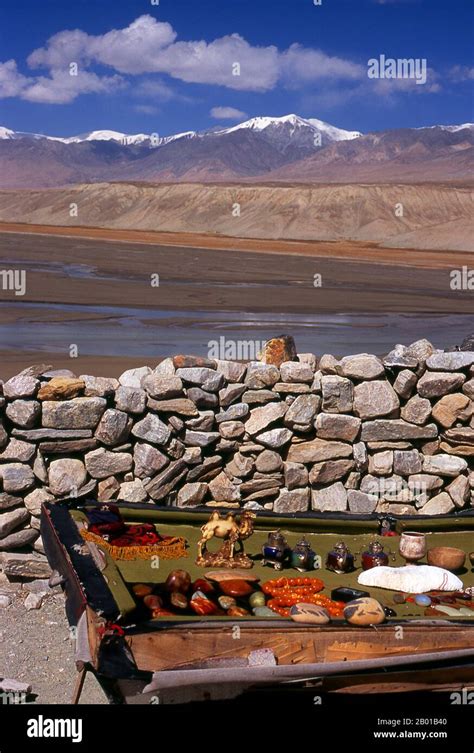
[0,339,473,571]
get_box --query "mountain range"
[0,114,473,188]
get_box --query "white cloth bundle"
[358,565,463,593]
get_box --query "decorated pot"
[290,537,318,572]
[326,541,355,574]
[262,530,290,570]
[361,541,389,570]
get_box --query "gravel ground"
[0,573,106,705]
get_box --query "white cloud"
[210,106,247,120]
[281,44,365,85]
[22,70,125,104]
[134,104,159,115]
[0,60,32,98]
[448,65,474,82]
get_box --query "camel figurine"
[196,510,256,568]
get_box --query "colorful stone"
[218,595,237,610]
[219,579,253,597]
[190,591,218,615]
[344,597,386,626]
[133,583,153,597]
[392,593,406,604]
[249,591,266,609]
[170,592,188,610]
[143,594,163,610]
[415,594,432,607]
[227,606,250,617]
[192,578,215,594]
[165,569,191,594]
[253,606,280,618]
[205,569,260,583]
[289,603,331,625]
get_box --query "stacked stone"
[0,340,473,574]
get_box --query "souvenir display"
[343,597,386,626]
[290,603,331,624]
[196,511,256,568]
[261,530,291,570]
[426,547,466,572]
[358,564,464,593]
[219,579,253,597]
[360,540,393,570]
[398,531,426,565]
[165,569,191,593]
[290,537,318,572]
[325,541,355,574]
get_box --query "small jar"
[262,530,290,570]
[291,537,317,572]
[326,541,355,574]
[361,541,389,570]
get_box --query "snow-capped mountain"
[217,113,361,144]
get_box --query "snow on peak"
[0,126,16,140]
[64,130,151,145]
[216,114,361,143]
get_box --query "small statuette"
[261,530,291,570]
[361,540,389,570]
[326,541,355,574]
[196,510,256,569]
[290,537,318,572]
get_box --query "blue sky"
[0,0,472,137]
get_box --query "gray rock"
[186,387,218,409]
[119,366,151,388]
[147,398,198,416]
[0,423,7,449]
[274,487,310,513]
[5,400,41,428]
[284,462,308,490]
[393,370,417,399]
[214,359,247,383]
[309,459,354,484]
[209,472,241,503]
[144,459,187,501]
[42,397,106,429]
[95,409,132,446]
[298,353,317,371]
[132,414,171,445]
[0,438,36,462]
[97,476,120,502]
[321,375,353,413]
[182,447,202,465]
[408,474,444,493]
[85,449,132,479]
[219,383,246,408]
[175,367,217,385]
[241,390,277,404]
[315,413,361,442]
[422,492,455,515]
[12,428,92,440]
[0,594,11,607]
[226,452,255,479]
[80,375,119,397]
[245,362,280,389]
[360,420,438,442]
[319,354,341,375]
[311,483,347,512]
[255,428,293,448]
[177,482,208,507]
[187,455,223,482]
[422,454,468,476]
[345,471,362,489]
[141,375,183,399]
[216,403,250,423]
[383,345,419,369]
[48,458,87,495]
[245,402,287,435]
[347,490,378,514]
[0,552,51,579]
[353,380,400,419]
[284,394,320,430]
[368,451,393,475]
[279,361,314,384]
[153,358,176,376]
[0,507,30,538]
[0,464,35,493]
[23,488,54,517]
[287,437,352,463]
[186,411,215,431]
[218,421,245,440]
[115,386,146,414]
[401,395,432,425]
[3,374,39,399]
[0,493,23,510]
[446,475,470,508]
[393,450,422,476]
[184,430,220,447]
[0,527,38,550]
[340,353,385,380]
[255,450,282,473]
[426,352,474,371]
[240,477,283,496]
[417,371,465,398]
[119,480,147,503]
[406,338,435,363]
[201,372,225,393]
[133,441,170,479]
[25,591,46,610]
